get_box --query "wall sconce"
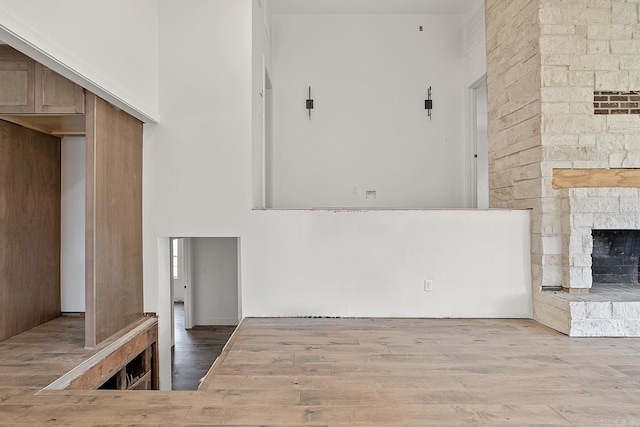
[425,86,433,121]
[306,86,314,120]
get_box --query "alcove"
[0,45,144,350]
[252,0,484,210]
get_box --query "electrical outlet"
[353,186,358,194]
[424,279,433,292]
[366,190,377,199]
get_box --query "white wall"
[464,1,486,88]
[149,0,254,389]
[464,1,487,208]
[60,136,85,312]
[0,0,159,122]
[252,0,273,208]
[270,14,467,209]
[243,210,532,318]
[172,280,184,303]
[475,80,489,209]
[3,0,532,393]
[192,238,239,325]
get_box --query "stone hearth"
[540,285,640,337]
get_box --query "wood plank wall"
[0,120,61,340]
[85,93,143,348]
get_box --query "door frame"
[467,74,489,209]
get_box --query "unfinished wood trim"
[0,119,61,341]
[128,371,152,390]
[85,92,144,348]
[42,317,157,391]
[151,341,159,390]
[552,168,640,189]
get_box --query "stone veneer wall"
[486,0,543,285]
[539,0,640,293]
[487,0,640,325]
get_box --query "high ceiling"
[269,0,483,15]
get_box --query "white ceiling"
[269,0,483,15]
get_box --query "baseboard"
[193,317,238,326]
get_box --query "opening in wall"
[254,6,478,210]
[168,237,241,390]
[253,59,274,210]
[469,75,488,209]
[265,67,274,209]
[592,230,640,286]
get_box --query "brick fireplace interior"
[592,230,640,285]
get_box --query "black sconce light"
[424,87,433,120]
[306,86,314,120]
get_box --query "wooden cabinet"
[35,63,84,114]
[0,54,34,113]
[0,45,84,115]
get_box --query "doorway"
[264,65,274,209]
[469,75,489,209]
[170,237,240,390]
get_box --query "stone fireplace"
[486,0,640,336]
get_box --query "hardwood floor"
[2,316,640,425]
[0,315,89,392]
[172,302,236,390]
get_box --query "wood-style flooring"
[2,317,640,425]
[172,302,236,390]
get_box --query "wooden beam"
[552,168,640,189]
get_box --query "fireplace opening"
[592,230,640,285]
